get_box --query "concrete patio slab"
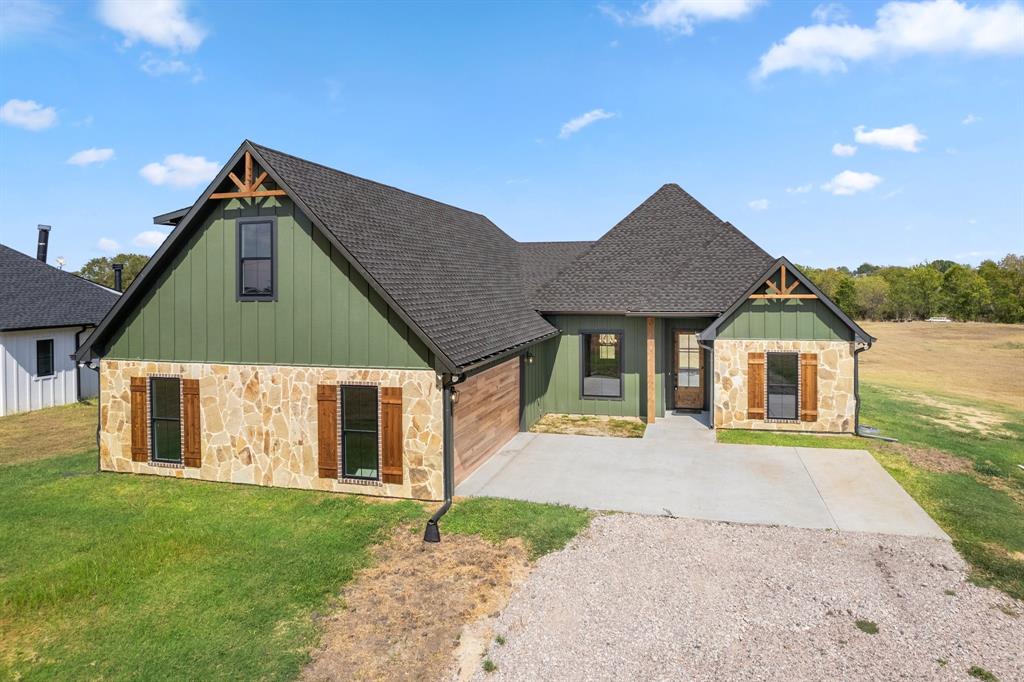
[456,414,947,539]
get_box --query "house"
[1,230,120,416]
[76,140,874,509]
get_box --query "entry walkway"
[456,413,946,538]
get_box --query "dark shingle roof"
[518,241,593,295]
[252,143,557,368]
[0,243,119,331]
[532,184,775,313]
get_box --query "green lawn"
[719,383,1024,600]
[0,442,591,680]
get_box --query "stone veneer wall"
[99,360,444,500]
[713,340,856,433]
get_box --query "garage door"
[453,357,520,485]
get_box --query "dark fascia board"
[458,328,561,377]
[697,256,876,345]
[624,311,720,318]
[153,207,191,226]
[2,323,96,333]
[77,140,460,373]
[539,309,721,318]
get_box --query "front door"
[673,331,704,410]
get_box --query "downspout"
[698,339,714,430]
[423,372,465,543]
[852,338,895,441]
[73,325,89,402]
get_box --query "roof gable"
[0,243,119,331]
[531,184,775,313]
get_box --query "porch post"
[646,316,656,424]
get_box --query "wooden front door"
[673,331,704,410]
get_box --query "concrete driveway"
[456,413,946,538]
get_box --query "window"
[677,333,700,388]
[341,385,379,480]
[150,377,182,463]
[237,219,275,299]
[767,353,799,420]
[581,331,623,399]
[35,339,54,377]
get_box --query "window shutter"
[747,352,765,420]
[380,387,403,484]
[317,384,338,479]
[182,379,202,467]
[800,353,819,422]
[130,376,148,462]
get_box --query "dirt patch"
[886,443,973,475]
[301,528,529,682]
[905,392,1015,438]
[531,413,646,438]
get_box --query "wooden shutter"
[800,353,819,422]
[130,376,148,462]
[380,387,403,484]
[317,384,338,479]
[182,379,201,467]
[747,352,765,420]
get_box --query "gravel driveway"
[470,515,1022,681]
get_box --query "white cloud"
[139,153,219,187]
[832,142,857,156]
[133,230,169,250]
[140,55,203,82]
[601,0,762,34]
[97,237,120,253]
[756,0,1024,78]
[812,2,849,23]
[748,198,769,210]
[67,147,115,166]
[882,187,904,199]
[0,98,57,130]
[786,183,813,193]
[854,123,925,151]
[98,0,205,51]
[559,109,617,139]
[822,170,883,195]
[0,0,59,40]
[962,113,981,125]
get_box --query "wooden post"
[646,317,656,424]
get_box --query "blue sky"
[1,0,1022,272]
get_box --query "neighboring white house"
[0,232,120,417]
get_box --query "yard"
[0,403,590,681]
[720,321,1024,600]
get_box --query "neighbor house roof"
[532,184,775,314]
[0,243,119,332]
[518,241,594,295]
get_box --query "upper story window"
[581,331,623,399]
[237,219,275,300]
[36,339,54,377]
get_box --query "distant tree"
[854,262,880,276]
[853,275,890,320]
[940,264,991,321]
[76,253,149,290]
[978,254,1024,323]
[929,259,958,274]
[906,265,943,319]
[833,276,858,318]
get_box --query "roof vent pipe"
[112,263,124,292]
[37,225,51,263]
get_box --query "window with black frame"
[35,339,54,377]
[581,331,622,398]
[767,353,799,420]
[341,385,379,480]
[238,220,274,299]
[150,377,182,463]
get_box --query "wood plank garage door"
[454,357,520,485]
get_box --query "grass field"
[0,407,590,681]
[720,322,1024,600]
[859,321,1024,409]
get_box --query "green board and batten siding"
[717,298,853,341]
[521,314,664,427]
[107,197,433,369]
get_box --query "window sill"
[339,477,383,487]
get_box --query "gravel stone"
[469,514,1023,681]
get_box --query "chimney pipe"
[37,225,51,263]
[112,263,124,292]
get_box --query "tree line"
[799,254,1023,323]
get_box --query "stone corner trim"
[99,360,444,501]
[713,340,856,434]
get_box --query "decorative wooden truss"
[210,151,287,200]
[749,264,818,300]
